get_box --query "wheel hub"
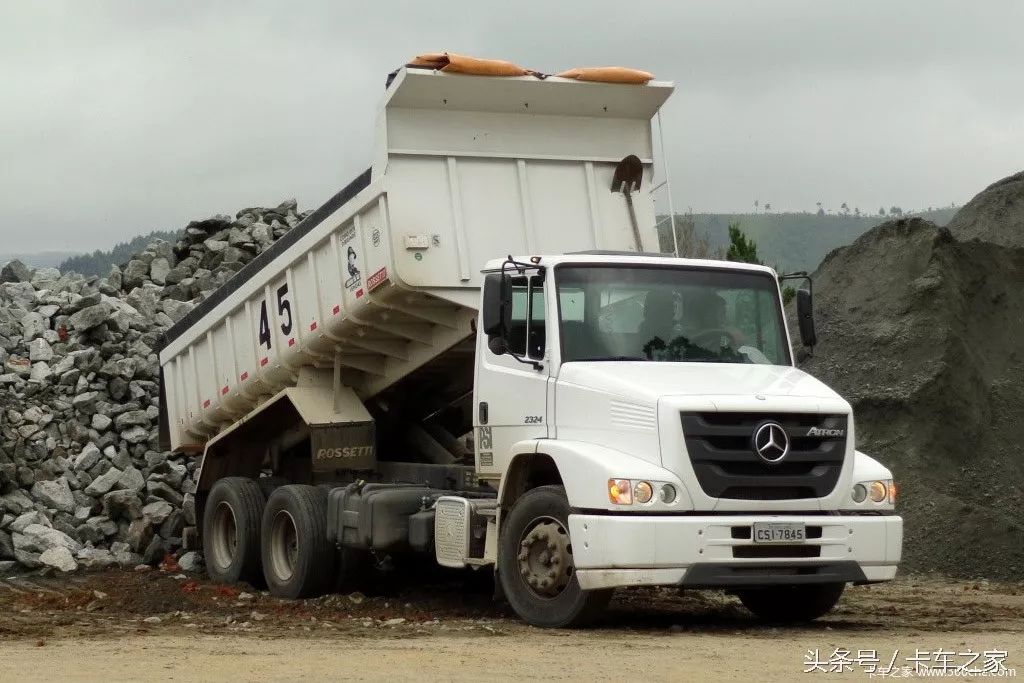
[517,519,573,598]
[210,501,238,571]
[270,510,299,581]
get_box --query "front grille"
[681,412,847,500]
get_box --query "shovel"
[611,154,645,252]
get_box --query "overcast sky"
[2,1,1022,253]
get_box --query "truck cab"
[467,252,902,626]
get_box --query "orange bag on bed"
[556,67,654,84]
[408,52,531,77]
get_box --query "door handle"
[479,402,489,425]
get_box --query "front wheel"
[737,583,845,622]
[498,485,611,628]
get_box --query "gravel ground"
[1,568,1022,681]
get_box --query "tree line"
[58,230,182,277]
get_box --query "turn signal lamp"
[608,479,632,505]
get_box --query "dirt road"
[1,569,1021,682]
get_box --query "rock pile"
[798,198,1024,579]
[0,200,304,573]
[946,170,1024,248]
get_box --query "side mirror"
[482,274,511,341]
[796,288,817,348]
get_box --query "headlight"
[659,484,677,504]
[633,481,653,504]
[851,479,895,506]
[608,479,677,506]
[851,483,867,503]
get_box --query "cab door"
[474,272,550,479]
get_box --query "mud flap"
[287,377,377,474]
[311,422,376,473]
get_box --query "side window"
[505,276,545,360]
[528,279,545,359]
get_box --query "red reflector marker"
[221,386,229,395]
[260,358,269,367]
[310,321,318,331]
[333,305,341,315]
[203,399,211,409]
[240,371,249,381]
[356,289,364,299]
[288,338,296,347]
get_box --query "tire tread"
[261,484,335,599]
[498,485,612,628]
[202,476,266,585]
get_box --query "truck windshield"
[555,265,791,365]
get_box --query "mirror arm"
[778,270,812,296]
[480,255,545,277]
[483,256,546,372]
[506,255,544,371]
[508,350,544,372]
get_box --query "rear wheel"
[498,485,612,628]
[202,477,266,585]
[261,485,336,599]
[737,583,845,622]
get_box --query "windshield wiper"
[574,355,650,362]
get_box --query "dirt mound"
[947,170,1024,247]
[799,217,1024,580]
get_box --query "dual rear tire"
[261,484,336,598]
[202,478,338,598]
[203,477,265,585]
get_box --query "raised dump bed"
[158,66,673,453]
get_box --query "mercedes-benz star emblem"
[753,422,789,463]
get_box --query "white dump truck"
[158,62,902,627]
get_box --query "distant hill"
[0,251,82,270]
[57,230,182,277]
[657,207,957,273]
[6,205,955,279]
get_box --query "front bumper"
[568,513,902,591]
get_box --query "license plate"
[752,522,806,544]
